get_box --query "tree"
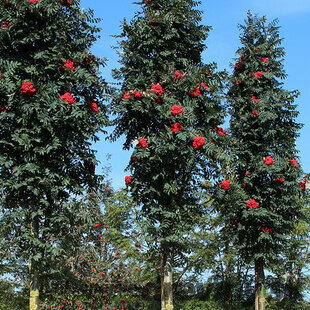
[37,186,161,310]
[0,0,108,308]
[218,13,304,310]
[111,0,226,309]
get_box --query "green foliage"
[111,0,226,250]
[38,187,162,310]
[0,281,28,310]
[266,300,310,310]
[175,298,226,310]
[177,195,254,306]
[267,196,310,302]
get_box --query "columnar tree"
[0,0,108,308]
[217,13,303,310]
[111,0,226,309]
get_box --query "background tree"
[0,0,108,308]
[111,0,226,309]
[36,186,161,310]
[267,182,310,306]
[216,12,304,310]
[185,173,254,308]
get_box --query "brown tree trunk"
[161,243,174,310]
[29,259,40,310]
[255,259,266,310]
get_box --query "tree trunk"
[29,259,40,310]
[255,259,266,310]
[161,243,173,310]
[29,219,40,310]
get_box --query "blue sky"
[80,0,310,189]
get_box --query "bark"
[29,259,40,310]
[255,259,266,310]
[161,243,174,310]
[29,219,40,310]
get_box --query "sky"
[80,0,310,189]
